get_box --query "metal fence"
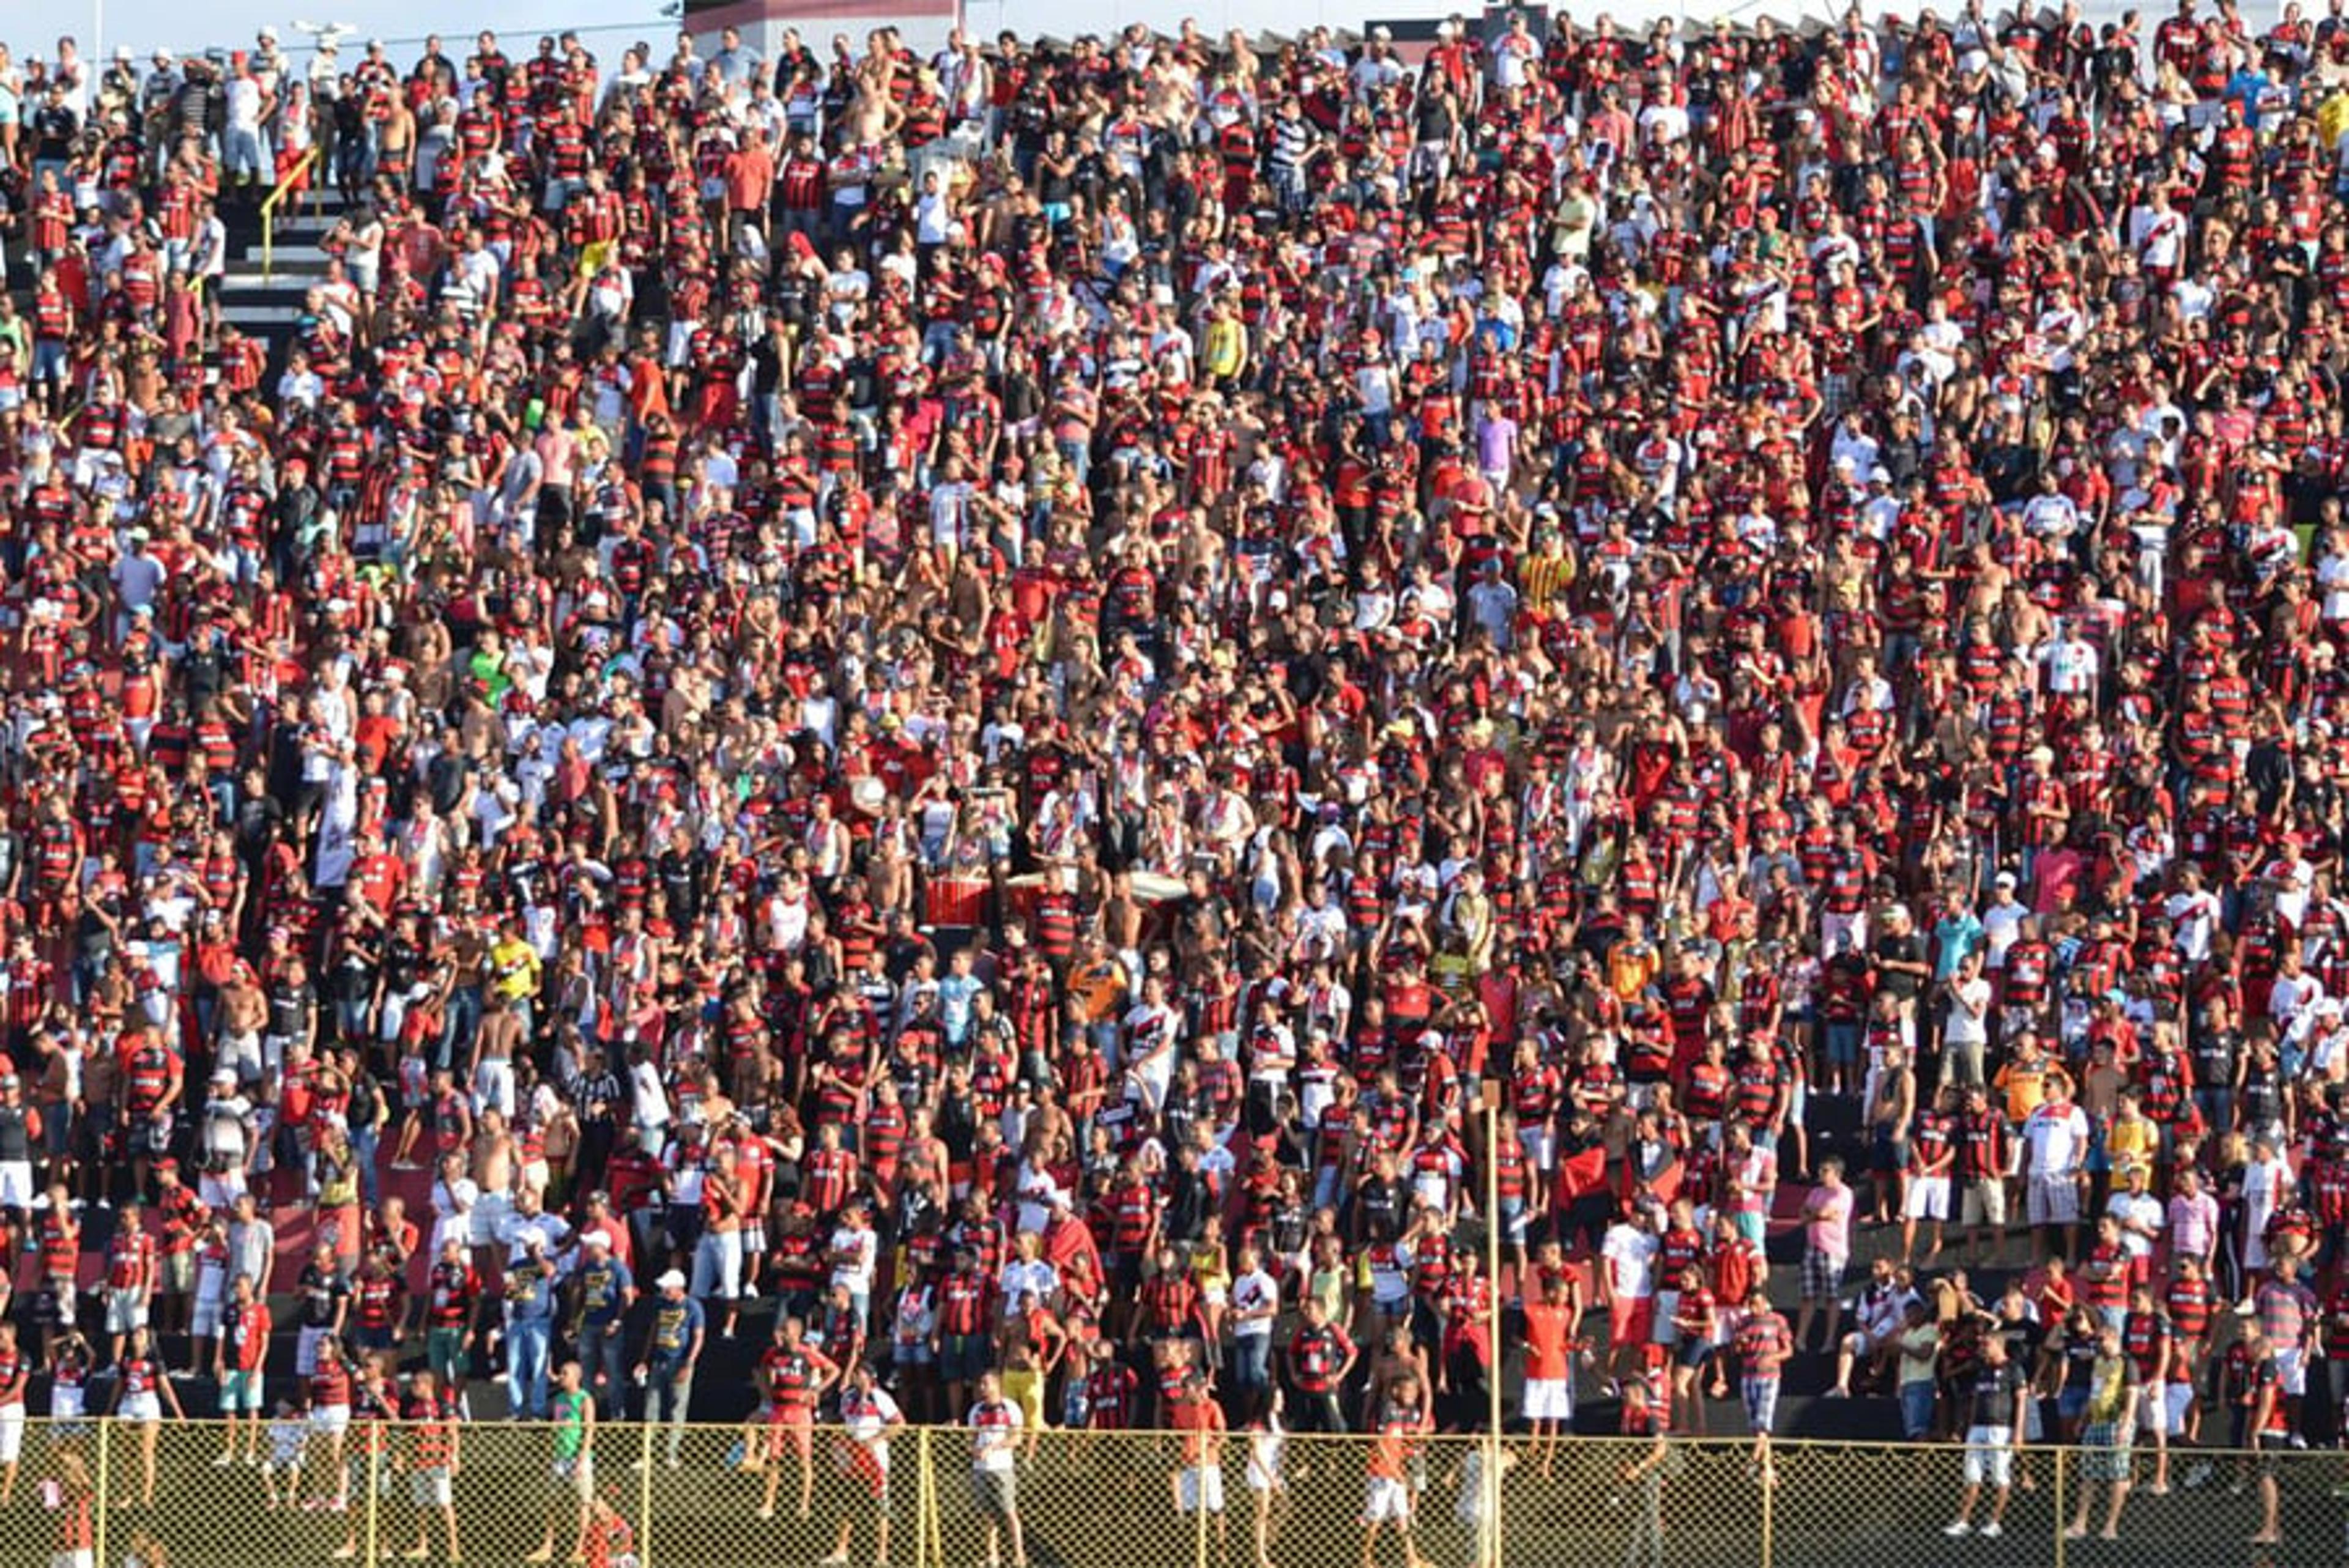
[12,1420,2344,1567]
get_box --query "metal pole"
[94,1418,109,1568]
[1483,1083,1504,1568]
[2053,1447,2066,1568]
[636,1417,655,1568]
[363,1422,379,1568]
[1193,1436,1211,1568]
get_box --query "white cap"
[657,1268,688,1290]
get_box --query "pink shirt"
[1805,1184,1853,1260]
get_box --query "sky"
[54,0,1820,70]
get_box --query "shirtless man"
[468,1109,516,1281]
[216,963,269,1092]
[470,996,522,1123]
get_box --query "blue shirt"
[577,1256,634,1328]
[1933,913,1986,979]
[649,1293,705,1364]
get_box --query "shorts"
[940,1334,988,1385]
[51,1551,94,1568]
[412,1468,453,1508]
[1178,1464,1224,1514]
[1904,1176,1951,1222]
[219,1369,264,1414]
[1001,1369,1044,1431]
[1801,1249,1846,1302]
[554,1454,595,1500]
[1651,1290,1681,1346]
[2277,1347,2307,1397]
[1961,1424,2014,1488]
[1743,1377,1781,1435]
[160,1252,194,1295]
[105,1291,149,1336]
[970,1467,1017,1519]
[2079,1421,2132,1482]
[120,1392,161,1424]
[0,1405,21,1462]
[2163,1382,2193,1436]
[311,1404,351,1436]
[2025,1174,2080,1227]
[1961,1180,2007,1229]
[1523,1379,1573,1422]
[1609,1298,1654,1350]
[0,1160,33,1210]
[470,1193,513,1248]
[1362,1476,1412,1524]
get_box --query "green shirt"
[552,1388,589,1460]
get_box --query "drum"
[1003,872,1048,925]
[924,876,988,930]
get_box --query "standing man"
[1795,1159,1853,1352]
[829,1360,904,1568]
[1943,1333,2028,1539]
[1284,1295,1357,1434]
[399,1367,463,1565]
[1169,1366,1228,1556]
[967,1371,1027,1568]
[636,1268,703,1469]
[212,1273,272,1468]
[755,1315,839,1521]
[571,1229,635,1418]
[2021,1071,2091,1267]
[1733,1285,1792,1487]
[525,1359,595,1566]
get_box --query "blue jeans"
[1230,1334,1272,1396]
[1900,1380,1936,1441]
[351,1123,380,1210]
[506,1317,552,1419]
[580,1320,626,1419]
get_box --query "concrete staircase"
[213,187,352,366]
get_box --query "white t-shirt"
[1231,1269,1279,1339]
[1943,977,1992,1045]
[2022,1100,2089,1176]
[971,1400,1022,1471]
[1601,1223,1657,1300]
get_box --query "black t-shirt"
[297,1263,349,1329]
[1969,1358,2025,1429]
[1872,931,1928,1002]
[31,104,78,161]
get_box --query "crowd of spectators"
[4,0,2349,1550]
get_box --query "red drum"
[924,876,987,929]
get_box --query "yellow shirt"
[2105,1115,2158,1180]
[489,937,540,1002]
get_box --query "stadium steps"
[213,191,351,364]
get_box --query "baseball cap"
[657,1269,687,1290]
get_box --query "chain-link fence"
[13,1421,2348,1566]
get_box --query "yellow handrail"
[260,146,322,283]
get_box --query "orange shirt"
[1523,1299,1578,1381]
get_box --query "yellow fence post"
[922,1424,944,1568]
[363,1418,380,1568]
[2053,1446,2066,1568]
[94,1417,109,1568]
[1193,1439,1211,1568]
[637,1415,655,1568]
[1759,1440,1773,1568]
